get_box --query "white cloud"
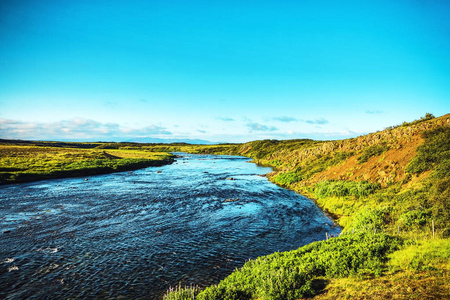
[246,122,278,132]
[0,118,172,141]
[366,110,383,114]
[304,118,329,125]
[272,116,298,123]
[216,117,235,122]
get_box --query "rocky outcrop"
[245,114,449,187]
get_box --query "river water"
[0,153,340,299]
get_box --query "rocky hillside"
[241,113,448,186]
[205,113,447,232]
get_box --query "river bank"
[0,143,175,184]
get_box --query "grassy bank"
[164,114,450,299]
[0,143,174,184]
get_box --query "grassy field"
[0,143,174,184]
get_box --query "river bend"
[0,153,340,299]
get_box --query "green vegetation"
[0,143,174,184]
[385,112,436,130]
[315,180,381,199]
[272,170,303,186]
[389,238,450,272]
[163,113,450,299]
[273,151,353,184]
[405,126,450,178]
[165,233,402,300]
[357,144,390,164]
[401,112,435,127]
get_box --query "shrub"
[398,210,430,228]
[315,180,381,199]
[348,207,392,233]
[427,178,450,227]
[399,113,435,127]
[273,171,303,186]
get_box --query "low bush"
[398,210,430,227]
[163,285,201,300]
[315,180,381,199]
[273,171,303,186]
[347,207,392,233]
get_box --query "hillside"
[225,113,450,229]
[165,113,450,299]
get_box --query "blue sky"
[1,0,449,143]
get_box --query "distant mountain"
[0,137,217,145]
[123,137,215,144]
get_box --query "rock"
[8,266,19,272]
[224,198,239,202]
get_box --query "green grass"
[0,145,174,184]
[389,238,450,272]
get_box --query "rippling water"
[0,153,340,299]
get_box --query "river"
[0,153,340,299]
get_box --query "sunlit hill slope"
[163,113,449,299]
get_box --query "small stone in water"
[8,266,19,272]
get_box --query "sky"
[1,0,449,143]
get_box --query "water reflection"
[0,153,340,299]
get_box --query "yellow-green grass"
[0,145,174,184]
[315,238,450,300]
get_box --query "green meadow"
[0,141,174,184]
